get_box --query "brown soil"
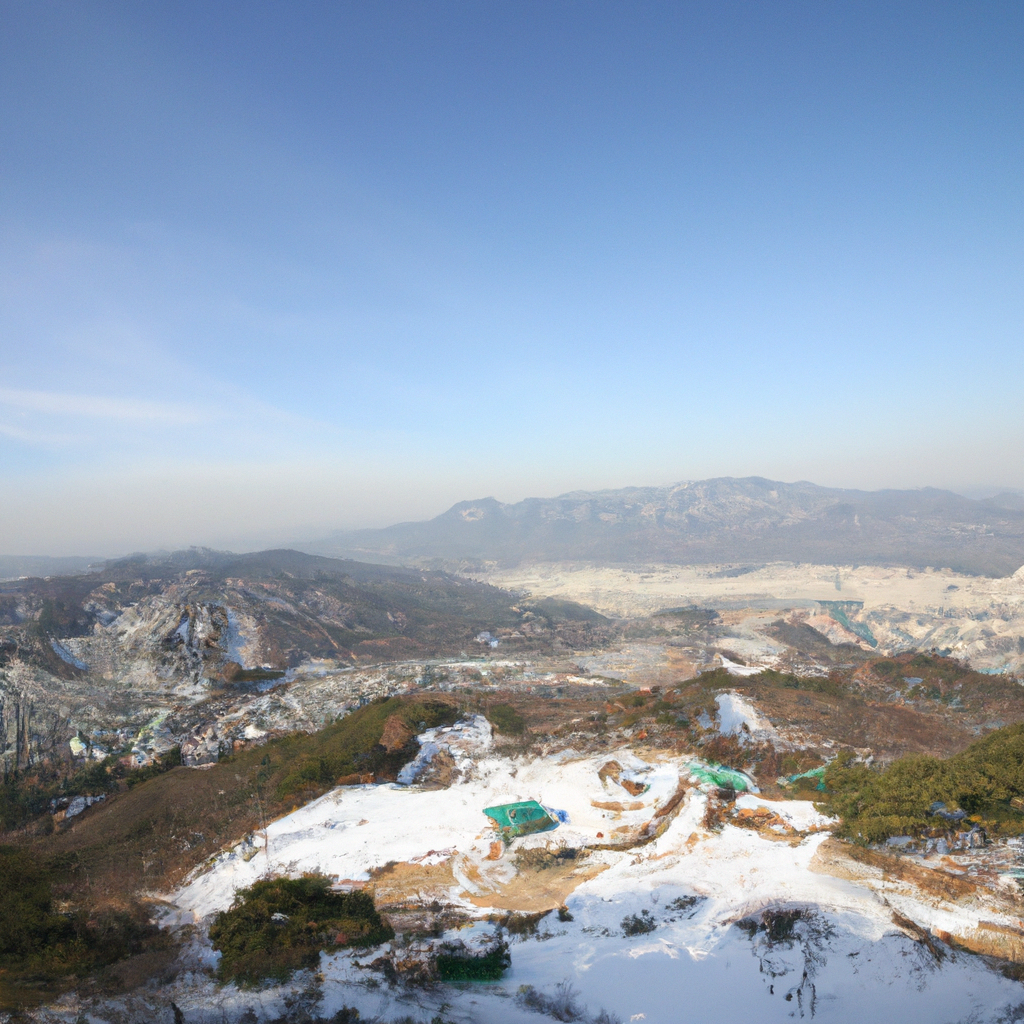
[459,856,607,913]
[380,714,415,752]
[366,860,462,910]
[732,806,793,834]
[810,838,979,902]
[336,773,375,785]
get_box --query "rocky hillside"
[313,478,1024,576]
[0,548,604,772]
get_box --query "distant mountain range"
[0,555,100,581]
[309,478,1024,576]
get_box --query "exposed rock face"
[181,724,222,766]
[0,549,533,771]
[65,793,105,818]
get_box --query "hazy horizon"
[3,2,1021,556]
[2,473,1023,560]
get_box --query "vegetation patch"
[500,909,551,937]
[435,938,510,981]
[666,894,703,916]
[621,909,656,936]
[737,908,803,944]
[0,846,164,1009]
[486,703,526,736]
[0,693,462,950]
[523,597,609,625]
[825,722,1024,843]
[513,846,587,873]
[0,747,182,833]
[273,696,458,800]
[209,875,393,987]
[223,664,287,686]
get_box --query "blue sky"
[1,1,1022,554]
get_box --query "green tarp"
[786,765,827,791]
[686,760,755,793]
[483,800,558,839]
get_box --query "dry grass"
[739,682,982,760]
[9,695,460,906]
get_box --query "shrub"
[621,910,656,936]
[515,980,601,1022]
[513,846,586,872]
[502,910,551,936]
[435,938,510,980]
[737,908,803,944]
[666,895,702,914]
[824,723,1024,843]
[486,704,526,736]
[210,875,393,986]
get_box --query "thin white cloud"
[0,388,209,424]
[0,420,78,445]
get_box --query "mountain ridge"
[309,476,1024,576]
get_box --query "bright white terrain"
[150,719,1024,1024]
[472,561,1024,675]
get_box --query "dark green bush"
[0,846,71,961]
[435,939,510,980]
[210,875,393,986]
[621,910,656,936]
[824,723,1024,843]
[486,704,526,736]
[0,846,158,1008]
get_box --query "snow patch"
[397,714,493,785]
[733,793,835,831]
[719,654,766,676]
[50,638,88,670]
[166,746,1024,1023]
[716,692,780,744]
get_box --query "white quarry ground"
[161,720,1024,1024]
[474,561,1024,620]
[474,560,1024,674]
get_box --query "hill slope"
[0,548,596,770]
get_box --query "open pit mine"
[3,547,1024,1023]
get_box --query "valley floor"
[472,561,1024,675]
